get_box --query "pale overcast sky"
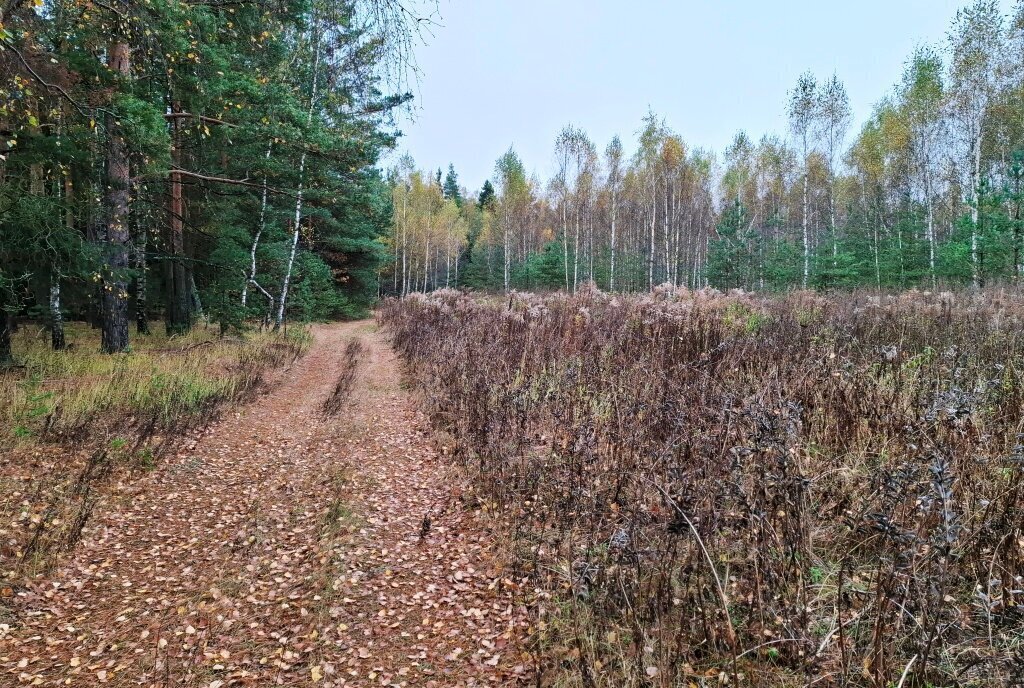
[390,0,1016,192]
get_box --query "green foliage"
[477,180,496,210]
[514,241,568,291]
[708,200,760,289]
[443,164,462,206]
[0,0,409,353]
[113,93,171,171]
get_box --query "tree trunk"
[663,176,671,287]
[0,309,12,365]
[403,188,411,294]
[561,199,569,291]
[445,225,452,288]
[971,126,983,288]
[190,273,204,320]
[48,272,65,351]
[85,147,105,330]
[573,206,579,292]
[609,187,617,291]
[502,216,510,293]
[276,26,321,329]
[1014,172,1022,280]
[924,154,936,288]
[101,39,132,354]
[802,171,810,289]
[830,185,837,266]
[648,195,656,291]
[165,101,192,335]
[135,219,149,335]
[243,140,273,307]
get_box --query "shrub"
[381,287,1024,687]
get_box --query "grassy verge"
[1,322,310,444]
[0,321,310,578]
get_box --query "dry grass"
[1,322,310,445]
[381,286,1024,687]
[0,321,310,578]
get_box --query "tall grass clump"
[0,322,309,445]
[381,286,1024,687]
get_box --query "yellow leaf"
[310,665,323,682]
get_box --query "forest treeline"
[0,0,423,360]
[385,0,1024,295]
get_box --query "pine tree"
[443,164,462,206]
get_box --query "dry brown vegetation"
[381,287,1024,687]
[0,322,309,578]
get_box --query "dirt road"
[1,321,529,687]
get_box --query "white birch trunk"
[802,171,810,288]
[971,125,982,287]
[276,29,320,329]
[243,140,273,307]
[609,186,617,291]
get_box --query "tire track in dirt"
[1,321,529,687]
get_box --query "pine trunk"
[166,101,192,335]
[101,39,131,354]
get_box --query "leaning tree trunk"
[276,179,306,329]
[100,38,132,353]
[190,274,204,321]
[243,140,273,307]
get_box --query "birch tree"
[554,126,582,291]
[605,136,624,291]
[900,48,946,285]
[948,0,1007,286]
[494,148,528,293]
[276,19,323,330]
[817,75,852,264]
[788,72,818,288]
